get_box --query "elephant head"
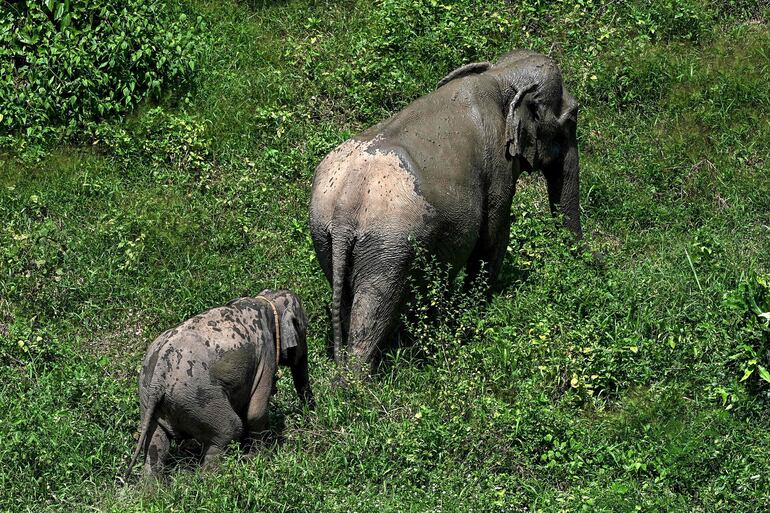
[256,289,315,408]
[438,50,583,238]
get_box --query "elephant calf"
[124,289,314,479]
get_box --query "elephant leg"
[244,359,274,448]
[290,350,315,409]
[463,249,486,292]
[463,240,506,292]
[195,394,244,469]
[201,414,243,469]
[142,423,170,478]
[201,444,226,469]
[464,204,513,292]
[347,261,409,374]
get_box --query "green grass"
[1,1,770,511]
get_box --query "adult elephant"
[310,50,583,373]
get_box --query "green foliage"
[0,0,206,157]
[0,316,134,511]
[94,107,215,186]
[723,273,770,396]
[402,246,488,362]
[1,0,770,511]
[343,0,516,115]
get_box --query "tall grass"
[1,1,769,511]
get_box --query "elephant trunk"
[546,126,582,239]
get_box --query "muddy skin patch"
[208,321,217,327]
[364,141,423,196]
[313,138,434,232]
[232,301,250,313]
[144,349,160,387]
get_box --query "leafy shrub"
[724,273,770,395]
[307,0,517,121]
[93,107,215,186]
[402,246,489,363]
[0,0,206,155]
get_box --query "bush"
[0,0,206,156]
[93,107,215,186]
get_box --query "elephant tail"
[331,231,351,365]
[122,392,162,483]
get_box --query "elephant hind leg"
[200,406,244,469]
[142,422,170,478]
[173,389,244,470]
[347,263,410,374]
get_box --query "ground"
[0,1,769,511]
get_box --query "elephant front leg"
[464,225,511,295]
[244,366,273,448]
[465,182,516,292]
[290,351,316,410]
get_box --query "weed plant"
[1,0,769,511]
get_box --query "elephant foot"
[332,372,351,390]
[138,472,168,494]
[201,445,225,470]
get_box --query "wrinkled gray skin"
[124,289,314,479]
[310,50,582,374]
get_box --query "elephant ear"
[437,61,493,89]
[278,298,307,359]
[505,85,538,166]
[558,94,578,128]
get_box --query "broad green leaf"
[758,366,770,384]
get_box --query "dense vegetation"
[1,0,769,511]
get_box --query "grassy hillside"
[1,1,769,511]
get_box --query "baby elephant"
[124,289,314,479]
